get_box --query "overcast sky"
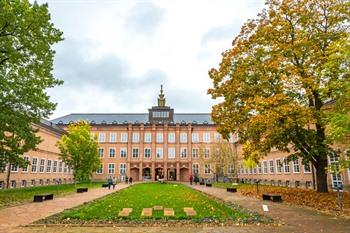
[39,0,265,119]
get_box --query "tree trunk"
[6,163,11,189]
[314,156,328,193]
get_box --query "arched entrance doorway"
[180,168,189,182]
[167,168,176,181]
[143,167,151,180]
[130,168,139,182]
[155,168,164,180]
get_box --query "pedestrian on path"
[107,176,113,190]
[112,176,117,189]
[189,173,193,185]
[129,177,133,184]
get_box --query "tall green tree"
[208,0,350,192]
[0,0,63,188]
[56,121,101,182]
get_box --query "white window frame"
[156,133,163,143]
[46,160,52,173]
[121,132,128,143]
[203,132,210,143]
[276,159,282,174]
[132,132,140,143]
[109,133,117,143]
[132,148,139,159]
[303,162,312,173]
[192,148,199,159]
[98,148,104,158]
[22,156,30,173]
[11,163,18,172]
[109,147,116,158]
[96,164,103,174]
[98,133,105,142]
[144,132,152,143]
[283,158,290,174]
[180,147,187,158]
[204,148,210,158]
[263,161,268,174]
[120,163,126,175]
[59,161,63,173]
[293,159,300,173]
[120,148,127,158]
[180,132,187,143]
[156,148,163,159]
[108,163,115,174]
[144,148,151,159]
[168,132,175,143]
[53,160,58,173]
[192,164,199,175]
[191,133,199,143]
[204,164,211,174]
[257,162,262,174]
[39,159,45,173]
[168,147,175,159]
[269,160,275,174]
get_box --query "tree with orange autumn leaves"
[208,0,349,192]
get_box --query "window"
[214,132,221,142]
[156,133,163,143]
[168,132,175,143]
[11,163,18,172]
[283,158,290,173]
[0,181,4,189]
[192,164,199,175]
[286,180,290,187]
[293,159,300,173]
[156,148,163,159]
[21,180,27,187]
[108,164,115,174]
[192,148,199,159]
[121,132,128,143]
[180,148,187,158]
[98,148,104,157]
[90,132,95,140]
[39,159,45,173]
[59,161,63,173]
[228,164,234,174]
[22,156,29,172]
[109,148,116,158]
[53,161,58,173]
[96,164,103,174]
[257,162,262,174]
[132,133,140,143]
[329,152,343,189]
[98,133,105,142]
[276,159,282,173]
[31,179,36,186]
[306,181,312,189]
[295,181,300,188]
[109,133,117,143]
[144,148,151,159]
[132,148,139,159]
[263,161,268,174]
[203,132,210,143]
[180,132,187,143]
[205,164,211,174]
[152,111,169,118]
[204,148,210,158]
[120,163,126,174]
[269,160,274,173]
[303,162,311,173]
[192,133,199,143]
[168,147,175,159]
[10,180,16,188]
[46,160,52,173]
[144,133,152,143]
[120,148,127,158]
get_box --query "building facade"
[0,120,74,189]
[52,87,222,182]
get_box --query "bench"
[227,187,237,192]
[199,182,205,185]
[33,193,54,202]
[262,193,282,202]
[102,183,109,188]
[206,183,212,187]
[158,178,165,184]
[77,188,88,193]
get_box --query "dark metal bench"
[33,193,54,202]
[77,188,88,193]
[199,182,205,185]
[102,183,109,188]
[206,183,212,187]
[262,193,282,202]
[227,187,237,192]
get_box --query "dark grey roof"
[51,113,214,125]
[38,119,66,134]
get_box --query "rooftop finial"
[157,84,166,107]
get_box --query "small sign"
[262,205,269,212]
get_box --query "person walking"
[189,173,193,185]
[125,175,128,184]
[129,177,133,184]
[107,176,113,190]
[112,176,117,189]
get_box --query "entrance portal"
[155,168,164,180]
[143,167,151,180]
[167,168,176,181]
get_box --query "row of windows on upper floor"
[93,132,223,144]
[98,147,211,159]
[1,156,73,174]
[0,178,74,189]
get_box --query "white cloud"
[38,0,265,119]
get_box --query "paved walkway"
[0,183,129,233]
[187,184,350,233]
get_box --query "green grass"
[0,182,104,208]
[52,183,255,223]
[212,182,254,189]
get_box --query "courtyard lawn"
[0,182,104,208]
[43,183,266,224]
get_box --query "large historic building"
[51,86,223,182]
[0,119,74,189]
[1,86,349,191]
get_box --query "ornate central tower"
[148,85,174,124]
